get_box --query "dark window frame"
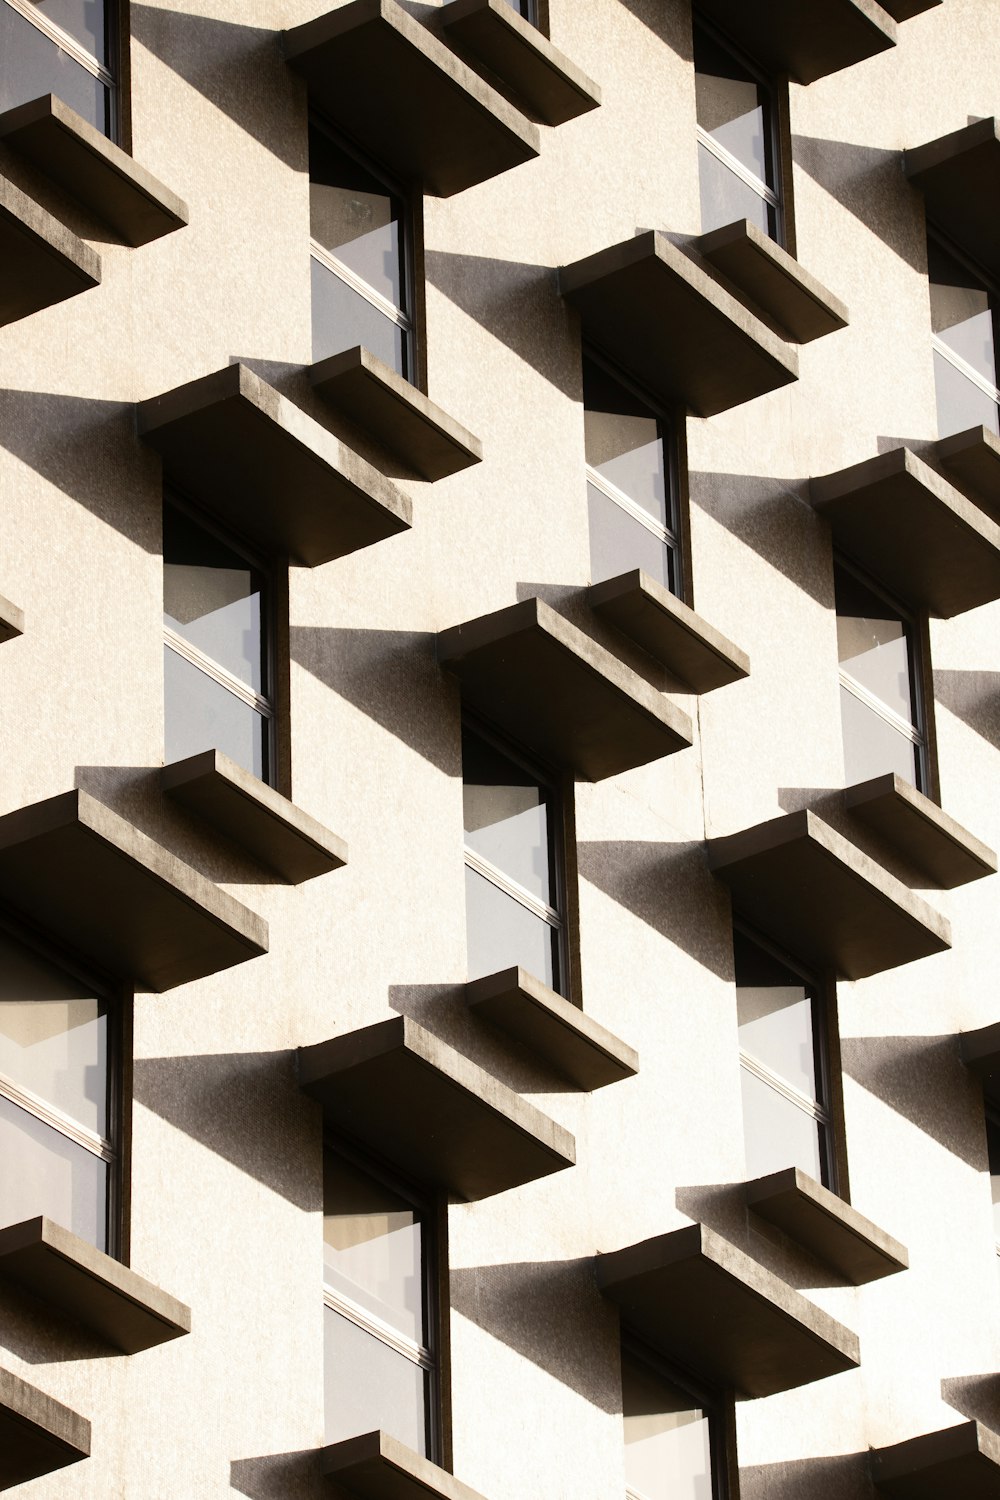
[926,226,1000,439]
[621,1333,736,1500]
[1,0,128,144]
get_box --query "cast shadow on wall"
[687,470,832,608]
[230,1449,327,1500]
[791,134,926,273]
[839,1032,987,1170]
[738,1451,877,1500]
[933,669,1000,749]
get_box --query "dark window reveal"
[0,0,115,137]
[694,19,780,242]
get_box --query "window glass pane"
[324,1305,428,1453]
[734,932,817,1098]
[694,26,771,186]
[24,0,107,64]
[323,1153,424,1345]
[587,484,673,590]
[698,142,774,238]
[164,646,267,780]
[0,5,107,131]
[740,1068,824,1183]
[0,1092,107,1249]
[309,124,404,310]
[163,503,265,694]
[834,568,915,725]
[622,1356,713,1500]
[933,349,1000,440]
[311,255,407,374]
[928,239,999,386]
[464,866,557,990]
[462,726,553,903]
[502,0,535,17]
[987,1114,1000,1246]
[0,931,106,1137]
[840,686,919,789]
[583,359,668,527]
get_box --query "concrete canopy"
[588,570,750,693]
[321,1431,490,1500]
[439,0,601,127]
[845,773,997,890]
[906,119,1000,280]
[745,1168,908,1285]
[871,1419,1000,1497]
[0,170,99,326]
[699,219,849,344]
[694,0,897,85]
[0,1364,90,1490]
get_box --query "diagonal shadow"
[739,1452,875,1500]
[0,1276,117,1365]
[941,1373,1000,1432]
[230,1449,324,1500]
[604,0,692,52]
[792,134,925,272]
[688,470,831,608]
[934,670,1000,749]
[840,1032,986,1169]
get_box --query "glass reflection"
[0,5,108,131]
[584,359,668,527]
[835,565,920,789]
[588,486,673,589]
[740,1068,825,1183]
[929,239,998,383]
[987,1113,1000,1248]
[933,349,1000,439]
[163,646,267,779]
[310,125,404,307]
[163,503,264,692]
[464,867,557,988]
[462,725,553,902]
[323,1153,424,1344]
[0,1092,108,1249]
[622,1353,714,1500]
[694,26,770,182]
[840,686,919,789]
[26,0,107,63]
[698,143,775,238]
[324,1304,428,1452]
[311,256,406,372]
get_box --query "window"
[622,1341,728,1500]
[0,0,116,138]
[462,720,566,994]
[694,17,782,243]
[835,560,927,792]
[584,353,682,595]
[323,1145,439,1458]
[309,120,414,379]
[735,928,833,1188]
[162,496,275,784]
[986,1110,1000,1271]
[928,234,1000,439]
[0,919,118,1255]
[502,0,538,20]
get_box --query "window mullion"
[464,847,562,927]
[0,1071,114,1161]
[739,1051,830,1124]
[839,671,923,746]
[3,0,113,84]
[931,333,1000,404]
[586,467,679,550]
[163,629,273,717]
[695,126,780,209]
[310,240,411,331]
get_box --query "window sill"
[438,596,692,781]
[299,1014,575,1200]
[0,1364,89,1491]
[699,219,849,345]
[588,569,750,692]
[310,346,482,482]
[163,750,347,885]
[283,0,539,198]
[694,0,897,85]
[811,446,1000,619]
[906,118,1000,282]
[872,1420,1000,1496]
[0,1217,190,1354]
[0,95,188,248]
[466,966,638,1091]
[0,788,268,992]
[137,364,412,567]
[745,1168,908,1285]
[845,773,996,889]
[559,230,798,418]
[937,425,1000,521]
[0,171,100,327]
[322,1432,489,1500]
[707,808,951,980]
[439,0,600,127]
[0,592,24,643]
[596,1221,859,1398]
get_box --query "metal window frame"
[928,227,1000,430]
[621,1334,733,1500]
[3,0,118,138]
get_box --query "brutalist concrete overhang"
[0,594,24,644]
[960,1021,1000,1108]
[322,1430,490,1500]
[872,1419,1000,1497]
[745,1168,908,1285]
[937,426,1000,519]
[439,0,601,126]
[905,119,1000,278]
[880,0,940,16]
[466,966,638,1091]
[0,1217,191,1354]
[310,346,483,482]
[0,1364,89,1490]
[588,570,750,693]
[137,364,411,567]
[595,1222,860,1398]
[694,0,897,85]
[162,750,348,885]
[299,1014,575,1200]
[811,447,1000,619]
[0,788,268,992]
[0,169,100,327]
[699,219,849,344]
[0,95,188,248]
[437,596,692,781]
[707,809,951,980]
[559,231,798,418]
[283,0,540,198]
[845,773,997,889]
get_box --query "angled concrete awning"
[0,95,188,247]
[283,0,539,197]
[0,788,268,992]
[937,427,1000,519]
[137,364,411,567]
[960,1022,1000,1108]
[699,219,849,344]
[437,596,692,780]
[559,231,798,418]
[299,1014,575,1200]
[0,1364,89,1490]
[745,1169,908,1285]
[694,0,896,84]
[906,119,1000,278]
[707,809,951,980]
[811,447,1000,618]
[0,170,100,327]
[310,346,482,482]
[596,1222,859,1398]
[322,1431,489,1500]
[440,0,601,126]
[588,570,749,692]
[0,1217,190,1354]
[162,750,348,885]
[0,593,24,643]
[845,774,996,889]
[872,1420,1000,1497]
[466,967,638,1091]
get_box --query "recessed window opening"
[694,17,781,243]
[928,233,1000,439]
[622,1340,727,1500]
[985,1108,1000,1267]
[1,0,115,137]
[502,0,538,21]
